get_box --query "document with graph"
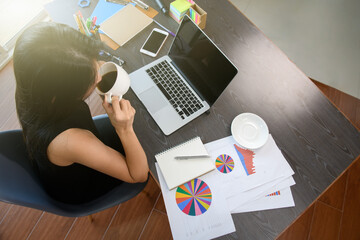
[156,163,235,240]
[204,135,295,193]
[204,134,295,211]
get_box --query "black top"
[35,101,123,204]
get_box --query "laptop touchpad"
[139,87,168,113]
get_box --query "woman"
[13,22,149,204]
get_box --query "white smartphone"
[140,28,169,57]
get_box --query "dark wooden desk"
[46,0,360,238]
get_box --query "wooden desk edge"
[149,168,160,187]
[310,78,360,132]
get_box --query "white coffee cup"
[96,62,130,103]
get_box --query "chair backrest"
[0,130,56,209]
[0,129,147,217]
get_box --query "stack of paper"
[156,134,296,239]
[170,0,192,23]
[156,164,235,240]
[204,135,295,213]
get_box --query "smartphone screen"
[142,31,168,54]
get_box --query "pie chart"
[175,178,212,216]
[215,154,235,173]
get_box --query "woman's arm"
[102,96,149,182]
[47,97,149,183]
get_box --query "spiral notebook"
[155,137,215,190]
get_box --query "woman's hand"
[102,95,136,135]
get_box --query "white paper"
[227,175,295,211]
[156,163,235,240]
[204,135,295,196]
[231,187,295,213]
[155,137,215,190]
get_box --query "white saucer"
[231,113,269,149]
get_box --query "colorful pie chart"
[175,178,212,216]
[215,154,235,173]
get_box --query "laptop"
[130,15,238,135]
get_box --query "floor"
[277,155,360,240]
[1,56,359,238]
[230,0,360,99]
[0,0,50,46]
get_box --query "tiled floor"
[277,155,360,240]
[230,0,360,99]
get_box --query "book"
[90,0,131,26]
[100,4,153,46]
[155,137,215,190]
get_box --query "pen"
[175,155,211,160]
[106,0,129,4]
[86,17,92,30]
[132,0,149,10]
[92,16,97,27]
[155,0,167,14]
[153,19,176,37]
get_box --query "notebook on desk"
[130,15,238,135]
[100,4,153,46]
[155,136,215,190]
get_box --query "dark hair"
[14,22,103,161]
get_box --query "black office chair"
[0,115,147,218]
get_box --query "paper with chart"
[156,163,235,240]
[204,135,295,195]
[232,187,295,213]
[227,175,295,212]
[203,134,295,211]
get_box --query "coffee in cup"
[96,62,130,103]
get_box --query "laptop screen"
[168,16,238,105]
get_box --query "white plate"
[231,113,269,149]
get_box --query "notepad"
[100,4,153,46]
[155,137,215,190]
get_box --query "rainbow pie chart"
[215,154,235,173]
[175,178,212,216]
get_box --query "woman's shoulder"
[47,128,98,166]
[46,101,99,166]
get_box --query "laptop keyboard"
[145,60,204,119]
